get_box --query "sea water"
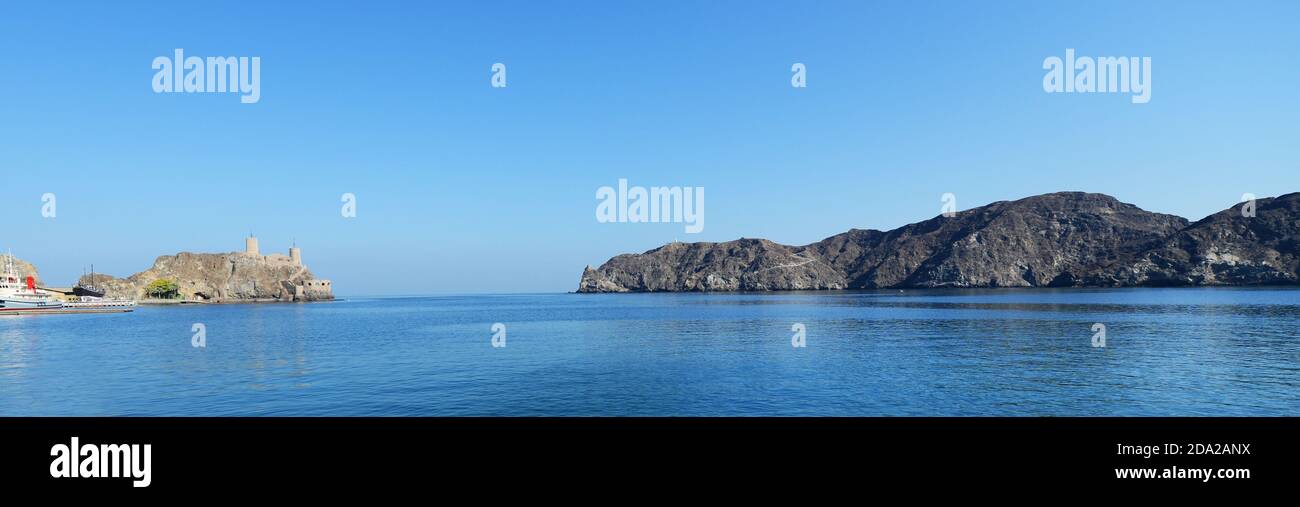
[1,288,1297,416]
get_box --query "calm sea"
[1,288,1297,416]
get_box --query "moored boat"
[0,252,64,312]
[73,264,107,298]
[62,295,137,311]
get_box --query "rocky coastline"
[11,237,334,303]
[578,192,1300,292]
[85,251,334,303]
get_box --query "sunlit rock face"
[85,251,334,302]
[580,192,1300,292]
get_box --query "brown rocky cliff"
[1089,193,1300,286]
[84,252,333,302]
[578,192,1297,292]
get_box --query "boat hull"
[73,286,106,298]
[0,306,132,316]
[0,298,63,310]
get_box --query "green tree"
[145,278,180,299]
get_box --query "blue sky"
[2,0,1297,295]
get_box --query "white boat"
[62,295,137,310]
[0,252,64,312]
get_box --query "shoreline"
[573,283,1300,294]
[136,298,340,305]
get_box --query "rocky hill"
[578,192,1300,292]
[84,252,333,302]
[1088,192,1300,286]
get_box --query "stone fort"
[244,234,333,301]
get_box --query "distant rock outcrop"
[578,192,1300,292]
[87,251,334,302]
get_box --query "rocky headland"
[84,251,334,302]
[577,192,1300,292]
[12,237,334,303]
